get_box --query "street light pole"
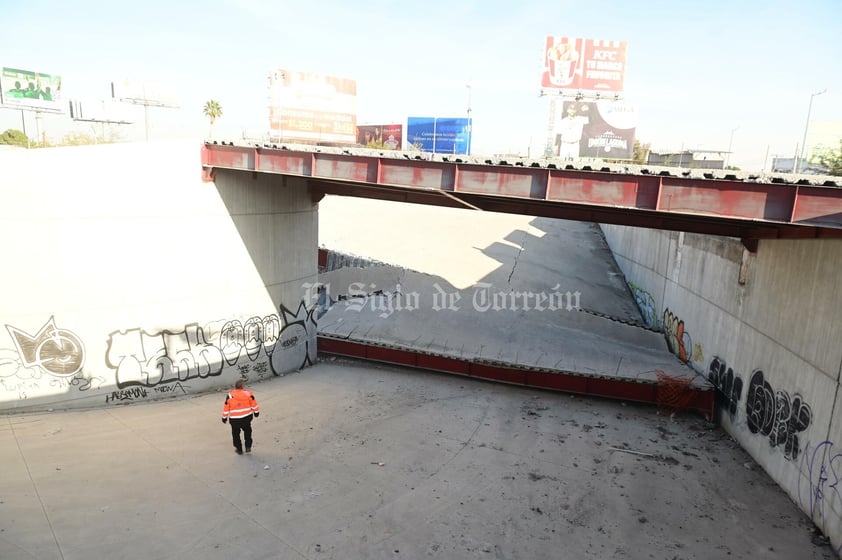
[466,83,472,156]
[797,88,826,173]
[726,125,739,168]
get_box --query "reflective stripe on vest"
[222,389,259,419]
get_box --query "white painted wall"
[0,140,317,412]
[601,223,842,554]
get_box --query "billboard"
[541,37,628,94]
[407,117,472,155]
[357,124,402,149]
[551,99,637,159]
[69,99,134,123]
[268,70,357,144]
[0,67,63,112]
[111,79,179,106]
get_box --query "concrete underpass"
[0,139,840,559]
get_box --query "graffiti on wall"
[745,369,812,460]
[707,356,743,418]
[6,316,85,377]
[106,301,317,390]
[219,301,317,378]
[627,281,658,329]
[663,308,693,364]
[799,439,842,554]
[1,301,317,405]
[0,316,106,399]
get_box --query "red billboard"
[541,37,628,94]
[357,124,402,149]
[268,70,357,144]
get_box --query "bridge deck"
[202,141,842,251]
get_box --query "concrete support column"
[212,169,319,375]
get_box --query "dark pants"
[229,415,253,451]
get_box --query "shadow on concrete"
[316,199,697,392]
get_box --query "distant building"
[647,150,725,170]
[771,157,828,175]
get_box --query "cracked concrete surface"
[1,360,834,559]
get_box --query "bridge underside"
[202,142,842,253]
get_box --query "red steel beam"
[317,335,714,418]
[201,143,842,239]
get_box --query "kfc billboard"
[551,99,637,159]
[357,124,402,149]
[541,37,628,94]
[268,70,357,144]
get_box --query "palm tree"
[203,100,222,138]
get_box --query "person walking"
[221,379,260,454]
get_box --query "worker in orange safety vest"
[221,379,260,454]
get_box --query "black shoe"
[235,449,243,455]
[245,447,252,453]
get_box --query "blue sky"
[2,0,841,170]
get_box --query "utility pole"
[726,126,739,168]
[466,83,472,156]
[796,88,826,173]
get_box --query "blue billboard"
[407,117,472,155]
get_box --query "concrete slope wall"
[0,140,317,413]
[601,223,842,554]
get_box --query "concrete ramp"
[317,197,712,415]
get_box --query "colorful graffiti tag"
[627,281,658,329]
[663,308,692,364]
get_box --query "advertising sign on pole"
[541,37,628,95]
[407,117,472,155]
[357,124,402,149]
[69,99,134,123]
[551,100,637,159]
[268,70,357,144]
[111,79,179,107]
[0,67,63,113]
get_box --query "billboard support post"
[20,110,29,148]
[111,79,179,142]
[35,111,41,146]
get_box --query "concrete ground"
[0,359,834,560]
[1,196,833,560]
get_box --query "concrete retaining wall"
[601,223,842,554]
[0,140,318,413]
